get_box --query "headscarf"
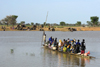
[59,40,62,46]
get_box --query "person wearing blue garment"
[67,38,71,46]
[76,40,81,45]
[49,36,52,46]
[76,40,81,53]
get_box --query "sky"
[0,0,100,24]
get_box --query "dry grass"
[0,25,100,31]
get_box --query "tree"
[76,21,81,26]
[0,21,2,25]
[26,23,30,25]
[87,21,93,26]
[35,23,40,25]
[1,16,9,26]
[43,22,46,26]
[1,15,18,27]
[1,19,5,25]
[20,21,25,25]
[60,21,66,26]
[46,23,50,26]
[90,16,99,26]
[10,15,18,27]
[31,22,34,25]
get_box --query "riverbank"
[0,25,100,31]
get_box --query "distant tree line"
[0,15,100,27]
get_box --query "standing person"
[43,31,46,44]
[54,38,57,46]
[76,40,81,53]
[49,36,52,46]
[81,39,86,54]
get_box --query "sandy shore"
[0,26,100,31]
[42,27,100,31]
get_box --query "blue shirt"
[49,38,52,41]
[76,42,81,45]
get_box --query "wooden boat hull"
[58,50,95,58]
[43,45,95,59]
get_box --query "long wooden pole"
[45,11,49,26]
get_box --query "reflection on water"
[43,47,90,67]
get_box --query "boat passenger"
[73,39,76,45]
[73,45,76,53]
[67,44,71,52]
[76,40,81,53]
[54,38,57,47]
[81,39,86,54]
[63,45,67,52]
[76,40,81,45]
[61,41,64,51]
[71,40,74,46]
[49,36,52,46]
[65,40,67,45]
[67,38,71,46]
[51,41,54,48]
[51,38,54,44]
[58,40,63,50]
[70,46,74,53]
[63,39,66,46]
[67,38,70,42]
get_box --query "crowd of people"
[46,36,86,54]
[42,31,90,55]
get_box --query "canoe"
[43,44,95,59]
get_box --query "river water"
[0,31,100,67]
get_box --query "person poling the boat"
[43,31,46,44]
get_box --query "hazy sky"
[0,0,100,24]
